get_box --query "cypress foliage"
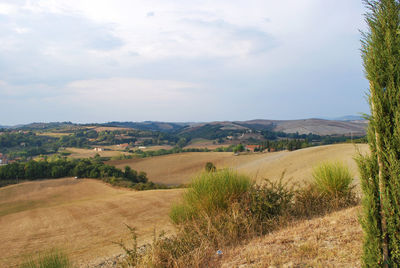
[358,0,400,266]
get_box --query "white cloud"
[65,77,199,103]
[14,27,29,34]
[0,0,369,124]
[0,2,17,14]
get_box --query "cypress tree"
[357,0,400,266]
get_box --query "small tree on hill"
[357,0,400,266]
[205,162,216,172]
[233,144,245,153]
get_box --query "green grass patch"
[19,249,71,268]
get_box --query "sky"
[0,0,369,125]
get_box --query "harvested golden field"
[104,145,174,152]
[108,152,240,185]
[184,138,230,150]
[109,144,368,187]
[218,206,362,267]
[0,178,183,267]
[139,145,174,151]
[64,147,132,159]
[37,132,72,137]
[92,126,131,132]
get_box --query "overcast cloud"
[0,0,368,125]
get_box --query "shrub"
[204,162,216,172]
[121,171,298,267]
[19,249,71,268]
[312,161,354,199]
[243,177,294,233]
[293,161,357,217]
[169,169,251,224]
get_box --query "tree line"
[0,157,148,188]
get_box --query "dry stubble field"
[109,143,369,187]
[0,178,183,267]
[64,147,133,159]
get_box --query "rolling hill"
[0,143,369,267]
[5,117,367,136]
[0,178,183,267]
[108,143,369,188]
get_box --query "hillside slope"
[109,144,368,187]
[180,118,367,136]
[0,178,183,267]
[218,206,362,267]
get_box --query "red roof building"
[245,145,260,152]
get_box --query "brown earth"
[0,178,183,267]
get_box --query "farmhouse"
[93,147,103,152]
[117,143,130,149]
[245,145,260,152]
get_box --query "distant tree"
[233,144,245,153]
[177,138,187,148]
[357,0,400,266]
[205,162,216,172]
[138,171,148,183]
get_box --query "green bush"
[19,250,71,268]
[169,169,251,224]
[312,161,354,199]
[244,177,294,233]
[293,161,357,217]
[204,162,216,172]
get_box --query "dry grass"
[92,126,131,132]
[37,132,72,137]
[107,152,241,185]
[138,145,174,152]
[108,144,368,187]
[0,178,183,267]
[64,147,132,159]
[218,206,362,267]
[184,138,231,150]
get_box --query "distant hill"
[331,115,366,121]
[13,122,77,130]
[102,121,187,132]
[181,119,367,137]
[251,118,367,136]
[4,118,367,136]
